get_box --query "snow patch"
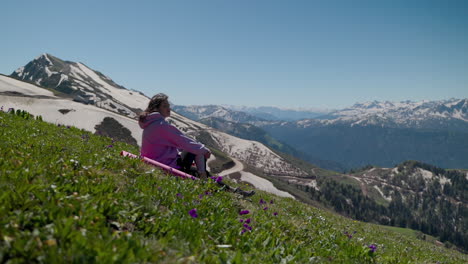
[15,66,25,77]
[43,54,53,66]
[439,176,451,185]
[445,99,462,108]
[0,75,56,97]
[56,74,69,87]
[75,63,149,110]
[373,185,392,202]
[209,129,307,176]
[239,171,294,198]
[96,99,137,118]
[44,66,54,77]
[452,109,468,122]
[219,158,294,198]
[307,179,319,190]
[69,64,88,80]
[1,95,142,146]
[418,168,434,180]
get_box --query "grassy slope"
[0,110,466,263]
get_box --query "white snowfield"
[70,63,150,110]
[0,75,56,97]
[219,158,294,199]
[1,95,143,146]
[209,130,308,177]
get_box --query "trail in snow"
[218,157,294,199]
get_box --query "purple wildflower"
[210,176,223,183]
[260,199,266,204]
[368,244,377,253]
[263,207,268,210]
[241,229,247,234]
[243,224,252,231]
[270,200,274,204]
[198,194,204,199]
[273,212,278,216]
[177,193,183,198]
[245,218,251,224]
[239,219,244,223]
[107,145,113,148]
[344,231,353,239]
[239,210,250,215]
[189,208,198,218]
[66,125,71,129]
[0,106,3,111]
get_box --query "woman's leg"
[194,154,206,174]
[180,151,196,172]
[180,151,207,176]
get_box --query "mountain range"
[222,105,330,121]
[2,53,467,250]
[173,99,468,171]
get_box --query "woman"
[139,93,254,197]
[139,93,211,178]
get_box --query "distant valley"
[175,99,468,171]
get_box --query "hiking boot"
[198,171,208,180]
[234,188,255,197]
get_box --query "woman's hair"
[139,93,169,122]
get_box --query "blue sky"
[1,0,467,109]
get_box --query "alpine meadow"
[0,109,467,263]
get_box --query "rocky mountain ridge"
[11,53,148,118]
[173,99,468,131]
[305,99,468,131]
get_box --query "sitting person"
[139,93,254,197]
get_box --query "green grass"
[0,110,467,263]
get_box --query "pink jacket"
[139,112,209,168]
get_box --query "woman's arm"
[163,124,209,155]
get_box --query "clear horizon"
[2,0,467,109]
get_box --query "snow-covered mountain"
[174,99,468,132]
[303,99,468,131]
[175,104,331,122]
[224,105,331,121]
[172,104,264,123]
[11,53,149,118]
[259,98,468,171]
